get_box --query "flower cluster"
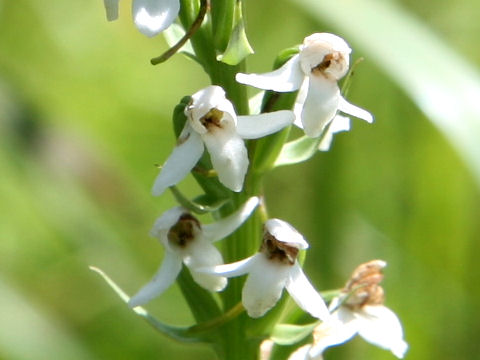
[102,3,406,359]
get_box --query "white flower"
[103,0,180,37]
[152,85,294,196]
[236,33,373,139]
[128,196,259,307]
[200,219,330,320]
[290,260,408,360]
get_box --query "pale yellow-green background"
[1,0,479,359]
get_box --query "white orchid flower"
[288,260,408,360]
[103,0,180,37]
[152,85,294,196]
[128,196,259,307]
[200,219,330,320]
[236,33,373,138]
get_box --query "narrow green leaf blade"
[89,266,205,343]
[271,323,317,346]
[217,1,254,65]
[274,135,321,167]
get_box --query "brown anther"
[200,108,224,129]
[311,52,344,78]
[167,213,201,248]
[260,231,298,265]
[343,260,386,309]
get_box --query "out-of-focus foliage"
[0,0,479,360]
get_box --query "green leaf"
[291,0,480,186]
[89,266,207,343]
[172,96,190,138]
[271,323,317,346]
[274,135,321,167]
[217,1,254,65]
[169,186,230,214]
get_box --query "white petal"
[309,307,359,357]
[356,305,408,358]
[287,344,315,360]
[242,255,290,318]
[301,76,340,138]
[128,251,182,307]
[183,238,227,292]
[149,206,185,247]
[202,129,248,192]
[104,0,120,21]
[236,111,294,139]
[198,255,256,277]
[187,86,237,135]
[303,33,352,54]
[318,115,351,152]
[132,0,179,37]
[299,33,351,80]
[151,130,204,196]
[293,79,309,129]
[203,197,260,242]
[338,97,374,123]
[236,55,304,92]
[265,219,308,249]
[285,263,330,321]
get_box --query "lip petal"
[301,76,340,138]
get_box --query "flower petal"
[198,255,256,277]
[286,263,330,321]
[356,305,408,358]
[183,238,227,292]
[151,130,204,196]
[242,255,290,317]
[128,251,183,307]
[202,129,248,192]
[236,111,294,139]
[203,197,260,242]
[265,219,308,249]
[104,0,120,21]
[149,206,185,247]
[338,96,374,123]
[308,307,359,358]
[236,55,304,92]
[289,345,326,360]
[301,76,340,138]
[132,0,180,37]
[318,115,351,151]
[293,78,309,129]
[287,344,315,360]
[187,85,237,135]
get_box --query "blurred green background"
[1,0,479,359]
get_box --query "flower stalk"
[97,1,407,360]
